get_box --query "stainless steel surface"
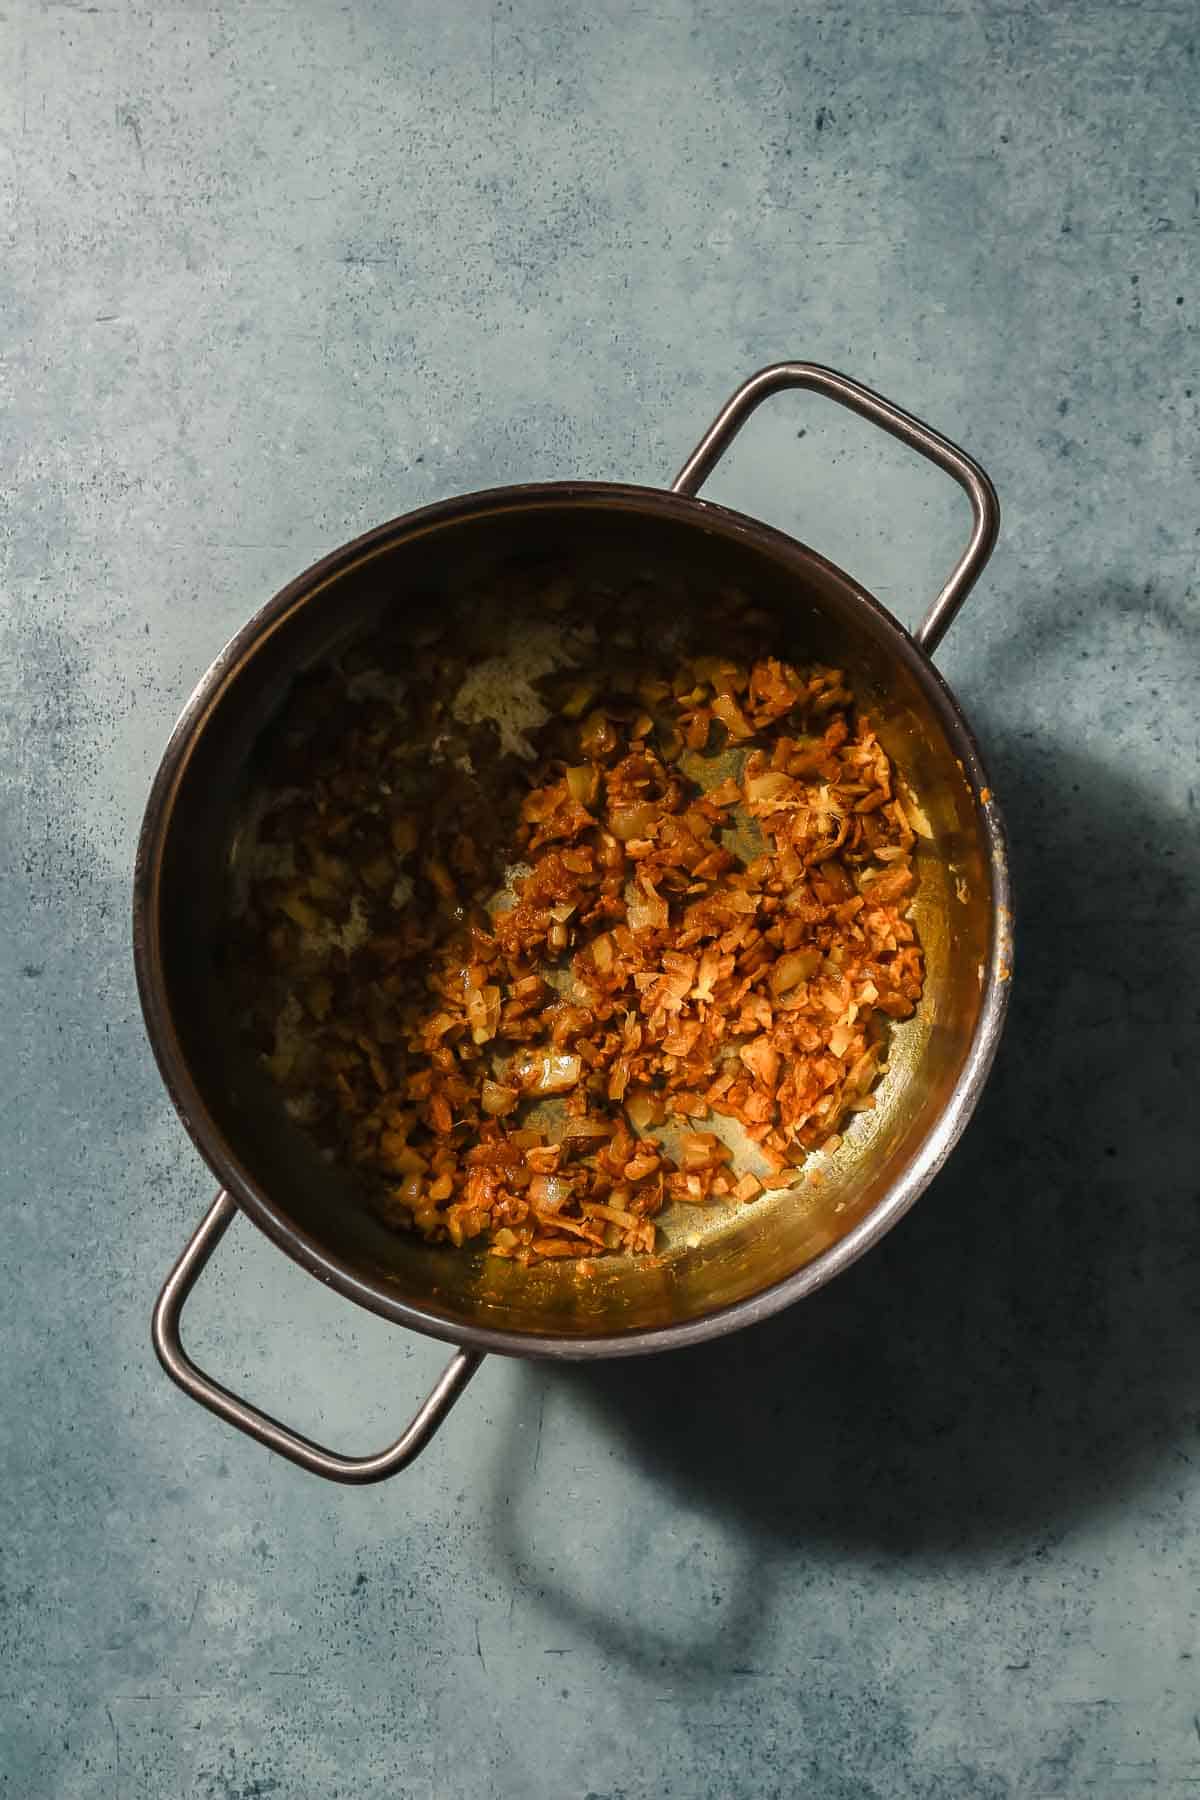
[152,1189,483,1483]
[672,363,1001,655]
[137,363,1009,1479]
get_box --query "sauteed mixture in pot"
[235,574,927,1264]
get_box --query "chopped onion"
[745,770,796,805]
[712,693,754,739]
[560,678,599,719]
[389,816,418,856]
[279,890,322,931]
[565,765,597,806]
[624,1090,664,1132]
[466,983,501,1045]
[693,947,723,1002]
[692,655,743,696]
[511,1051,583,1095]
[556,1115,612,1141]
[528,1174,572,1211]
[847,1048,880,1093]
[581,1201,636,1226]
[770,949,821,995]
[739,1036,781,1089]
[610,803,658,842]
[580,710,618,757]
[897,788,934,838]
[252,637,927,1268]
[627,876,668,933]
[661,963,694,1002]
[637,674,672,708]
[681,1132,727,1171]
[424,856,456,901]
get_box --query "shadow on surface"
[490,583,1200,1661]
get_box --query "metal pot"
[135,363,1008,1483]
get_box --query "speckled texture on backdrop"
[1,1,1197,1794]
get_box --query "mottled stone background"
[2,2,1197,1795]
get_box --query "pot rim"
[133,478,1012,1360]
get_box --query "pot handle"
[671,362,1000,656]
[152,1190,484,1484]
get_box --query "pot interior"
[146,490,1002,1347]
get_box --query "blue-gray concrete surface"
[2,2,1198,1794]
